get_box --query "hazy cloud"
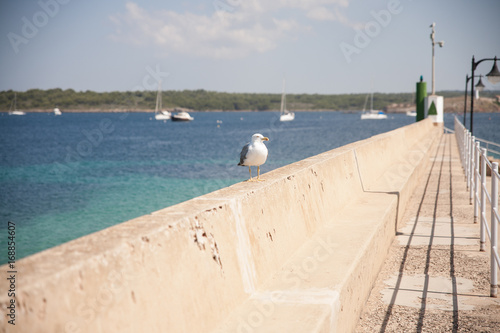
[110,1,357,59]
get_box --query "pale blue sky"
[1,0,499,94]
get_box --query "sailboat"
[279,79,294,122]
[360,90,387,120]
[154,81,171,121]
[53,106,62,115]
[8,93,26,116]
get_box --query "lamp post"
[430,23,444,95]
[470,56,500,135]
[463,74,483,127]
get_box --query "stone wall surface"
[0,119,442,333]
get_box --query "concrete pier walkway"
[355,133,500,332]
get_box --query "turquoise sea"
[0,111,498,263]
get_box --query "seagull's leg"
[257,166,265,181]
[246,166,256,182]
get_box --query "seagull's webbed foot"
[244,166,257,182]
[256,166,266,181]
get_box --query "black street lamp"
[470,56,500,135]
[475,76,486,92]
[463,74,483,127]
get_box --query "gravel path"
[355,133,500,332]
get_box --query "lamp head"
[486,57,500,85]
[438,41,444,47]
[475,76,485,92]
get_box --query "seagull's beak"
[262,137,269,141]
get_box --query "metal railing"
[455,117,500,297]
[480,138,500,159]
[455,116,499,298]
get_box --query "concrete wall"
[0,119,442,333]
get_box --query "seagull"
[238,133,269,182]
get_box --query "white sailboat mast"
[370,91,374,111]
[280,79,286,114]
[156,80,162,113]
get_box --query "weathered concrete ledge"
[0,119,442,333]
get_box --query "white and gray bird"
[238,133,269,181]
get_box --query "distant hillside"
[1,88,499,112]
[386,95,500,113]
[443,96,500,113]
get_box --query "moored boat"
[8,93,26,116]
[279,79,294,122]
[171,108,194,122]
[155,81,171,120]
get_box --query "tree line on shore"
[1,88,498,112]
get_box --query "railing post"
[460,141,463,169]
[491,162,498,298]
[458,123,464,168]
[480,148,487,252]
[470,136,475,205]
[462,128,467,171]
[474,142,480,222]
[469,133,472,188]
[466,133,471,189]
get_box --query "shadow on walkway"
[379,134,459,333]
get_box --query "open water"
[0,111,498,263]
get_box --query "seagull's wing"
[238,143,250,166]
